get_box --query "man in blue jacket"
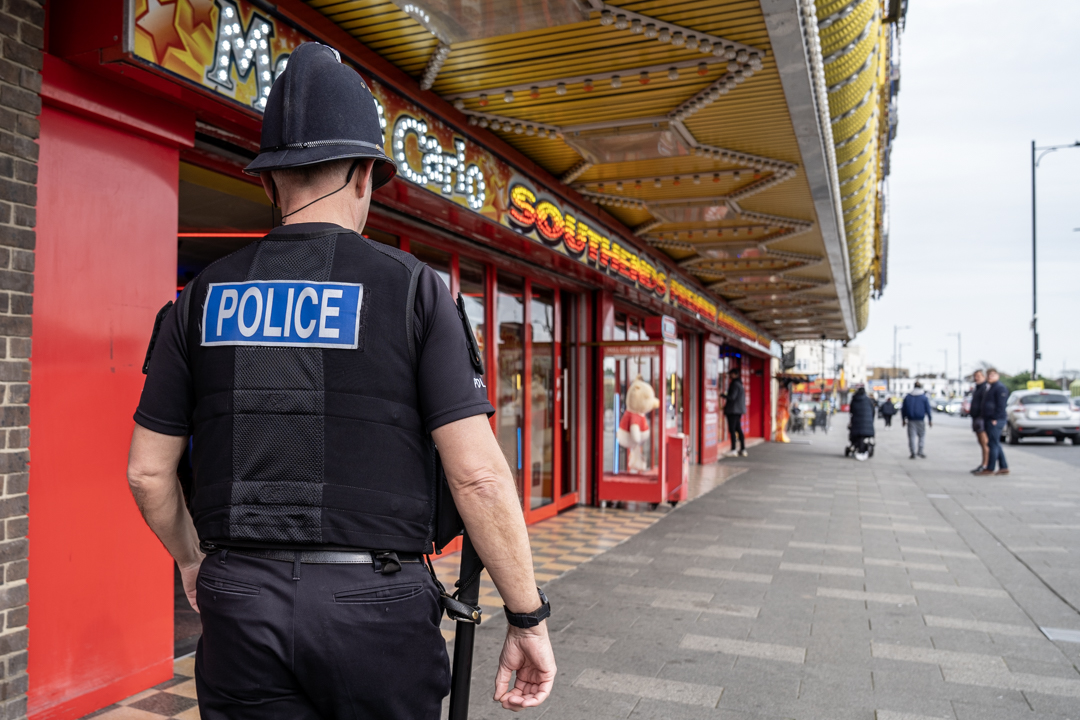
[901,382,933,459]
[975,368,1010,475]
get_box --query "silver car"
[1005,390,1080,444]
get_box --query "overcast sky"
[851,0,1080,379]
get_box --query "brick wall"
[0,0,41,717]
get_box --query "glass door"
[529,285,556,511]
[496,273,525,495]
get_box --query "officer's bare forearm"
[127,425,202,569]
[433,415,540,614]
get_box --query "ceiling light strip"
[572,169,747,190]
[632,219,664,236]
[593,2,765,58]
[822,10,880,67]
[560,159,593,184]
[445,56,736,102]
[460,110,561,136]
[818,0,873,31]
[578,190,648,210]
[419,42,451,91]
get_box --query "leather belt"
[229,548,422,565]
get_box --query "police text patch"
[202,281,363,349]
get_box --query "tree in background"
[1001,371,1061,392]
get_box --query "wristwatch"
[503,588,551,628]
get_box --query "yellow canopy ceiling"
[308,0,902,339]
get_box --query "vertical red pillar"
[29,59,191,720]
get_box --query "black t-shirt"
[135,223,494,437]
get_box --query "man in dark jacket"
[901,382,933,459]
[976,368,1009,475]
[879,398,897,427]
[848,387,875,444]
[969,369,989,473]
[723,368,747,457]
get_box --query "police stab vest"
[182,225,445,553]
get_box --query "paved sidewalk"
[455,416,1080,719]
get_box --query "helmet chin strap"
[279,158,363,224]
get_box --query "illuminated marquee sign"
[506,183,667,300]
[131,0,305,114]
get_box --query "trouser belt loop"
[373,551,401,575]
[292,552,301,581]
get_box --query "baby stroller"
[789,405,806,434]
[844,434,875,461]
[845,386,875,461]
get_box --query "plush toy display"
[617,376,660,473]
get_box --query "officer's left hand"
[178,555,205,612]
[494,624,556,711]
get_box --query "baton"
[448,532,484,720]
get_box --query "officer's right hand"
[494,624,556,711]
[178,556,205,613]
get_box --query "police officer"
[127,43,555,719]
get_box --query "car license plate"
[1038,411,1059,416]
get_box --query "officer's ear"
[352,159,375,200]
[260,172,276,206]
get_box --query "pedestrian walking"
[879,397,897,427]
[975,368,1010,476]
[722,367,747,456]
[901,381,933,458]
[126,43,555,720]
[846,386,875,459]
[969,369,990,473]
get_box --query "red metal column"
[29,58,192,720]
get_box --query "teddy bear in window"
[618,376,660,473]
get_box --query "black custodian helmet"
[245,42,396,190]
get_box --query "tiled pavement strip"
[82,460,749,718]
[88,423,1080,719]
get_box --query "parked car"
[960,394,972,417]
[1004,390,1080,444]
[944,399,963,415]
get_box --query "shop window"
[497,273,525,495]
[666,338,685,434]
[613,312,627,342]
[628,317,640,341]
[459,257,485,355]
[411,241,452,290]
[530,285,556,510]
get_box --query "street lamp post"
[940,349,948,395]
[893,325,910,394]
[948,332,961,396]
[1031,139,1080,380]
[898,342,911,392]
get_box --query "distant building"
[869,366,908,380]
[843,345,868,387]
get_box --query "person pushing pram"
[845,386,875,461]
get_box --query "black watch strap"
[503,588,550,628]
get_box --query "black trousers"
[195,551,450,720]
[726,413,745,451]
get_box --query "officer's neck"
[279,194,370,234]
